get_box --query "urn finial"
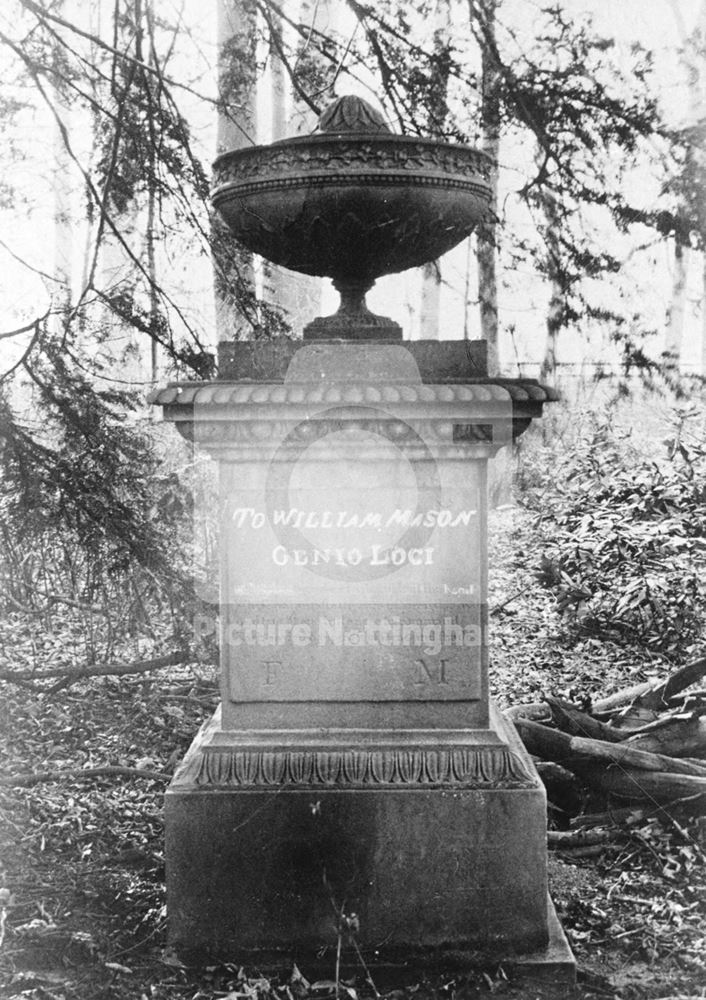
[317,95,392,135]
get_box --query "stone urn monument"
[152,96,574,979]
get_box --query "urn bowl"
[212,132,492,284]
[212,96,492,339]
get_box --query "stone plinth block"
[165,704,573,980]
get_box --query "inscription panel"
[211,380,491,710]
[223,478,482,606]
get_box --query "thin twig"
[0,650,191,684]
[1,765,169,788]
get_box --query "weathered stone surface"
[165,705,553,965]
[211,132,491,283]
[153,344,557,449]
[220,605,482,703]
[216,339,489,382]
[203,349,496,736]
[211,96,491,340]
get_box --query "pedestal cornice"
[150,376,557,459]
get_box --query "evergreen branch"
[0,236,60,285]
[0,310,49,341]
[0,32,207,360]
[141,47,262,332]
[258,0,382,105]
[16,0,219,109]
[313,0,482,97]
[258,3,321,115]
[81,34,139,300]
[0,314,46,384]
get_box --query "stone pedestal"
[153,340,573,979]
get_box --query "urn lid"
[315,95,391,135]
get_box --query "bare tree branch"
[0,650,192,684]
[1,765,169,787]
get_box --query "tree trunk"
[0,650,191,684]
[547,828,616,848]
[666,240,687,366]
[475,0,500,374]
[216,0,257,152]
[53,61,72,332]
[702,253,706,378]
[263,1,325,336]
[593,656,706,715]
[419,0,451,341]
[640,655,706,708]
[538,181,564,381]
[540,278,562,380]
[214,0,257,342]
[668,0,706,370]
[97,0,141,376]
[504,702,552,724]
[145,0,159,383]
[592,680,658,715]
[534,761,584,814]
[513,719,573,761]
[420,261,442,340]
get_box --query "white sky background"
[0,0,703,377]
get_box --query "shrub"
[520,405,706,656]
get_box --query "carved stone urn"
[212,95,492,339]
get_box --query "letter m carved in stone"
[413,658,449,686]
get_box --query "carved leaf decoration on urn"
[318,95,392,135]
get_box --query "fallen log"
[557,844,608,858]
[569,736,706,777]
[625,715,706,759]
[546,696,624,742]
[515,720,706,806]
[608,706,662,732]
[572,765,706,804]
[513,719,573,762]
[643,656,706,708]
[534,761,584,814]
[547,828,616,848]
[504,703,551,724]
[667,689,706,708]
[593,655,706,715]
[592,680,656,715]
[570,806,648,828]
[0,650,191,684]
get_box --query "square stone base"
[165,706,574,983]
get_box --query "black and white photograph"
[0,2,704,998]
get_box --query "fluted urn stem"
[302,277,402,341]
[333,278,375,318]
